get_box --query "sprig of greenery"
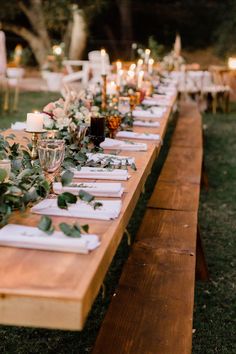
[37,215,89,238]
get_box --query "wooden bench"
[92,102,208,354]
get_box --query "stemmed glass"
[38,139,65,185]
[118,97,131,115]
[106,115,121,139]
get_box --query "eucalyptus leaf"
[38,215,54,235]
[61,170,74,186]
[59,222,81,238]
[78,190,94,203]
[57,192,77,209]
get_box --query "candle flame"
[101,49,106,56]
[228,57,236,70]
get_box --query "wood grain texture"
[93,234,196,354]
[0,97,176,330]
[159,146,203,185]
[135,208,197,253]
[148,181,200,211]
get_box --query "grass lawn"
[0,91,59,129]
[0,92,235,354]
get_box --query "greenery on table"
[0,93,235,354]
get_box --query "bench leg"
[196,225,209,281]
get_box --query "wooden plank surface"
[148,181,200,211]
[0,97,176,330]
[93,210,197,354]
[159,146,203,185]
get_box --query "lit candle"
[127,70,135,81]
[26,111,44,132]
[101,49,107,75]
[137,59,143,71]
[148,58,154,74]
[116,69,123,87]
[137,70,144,89]
[144,49,151,64]
[228,57,236,70]
[107,81,117,95]
[129,63,136,71]
[116,60,122,73]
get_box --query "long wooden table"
[0,97,176,330]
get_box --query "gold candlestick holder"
[25,130,45,160]
[101,74,107,111]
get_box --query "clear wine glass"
[118,97,131,115]
[38,139,65,184]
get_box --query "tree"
[0,0,107,68]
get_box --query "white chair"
[62,60,90,87]
[88,50,111,82]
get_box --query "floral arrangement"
[43,91,100,132]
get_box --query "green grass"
[192,107,236,354]
[0,91,59,129]
[0,92,235,353]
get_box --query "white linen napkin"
[100,138,147,151]
[116,131,161,141]
[133,120,160,127]
[71,167,130,181]
[53,182,124,197]
[0,224,100,254]
[142,98,171,106]
[32,199,122,220]
[11,122,27,130]
[86,153,135,166]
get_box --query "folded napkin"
[86,153,135,166]
[133,107,166,119]
[32,199,122,220]
[142,98,171,107]
[0,224,100,254]
[116,131,161,141]
[100,138,147,151]
[53,182,124,197]
[133,120,160,127]
[11,122,27,130]
[71,167,130,181]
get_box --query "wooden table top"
[0,96,176,330]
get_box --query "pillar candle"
[137,70,144,89]
[148,58,154,74]
[144,49,151,64]
[26,112,44,132]
[116,61,122,73]
[101,49,107,75]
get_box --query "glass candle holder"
[0,159,11,181]
[89,116,106,148]
[118,97,131,115]
[38,139,65,184]
[106,115,122,139]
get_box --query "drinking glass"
[106,115,121,139]
[118,97,131,115]
[38,139,65,183]
[89,116,106,148]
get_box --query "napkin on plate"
[86,153,135,166]
[133,120,160,127]
[0,224,100,254]
[32,199,122,220]
[71,167,130,181]
[11,122,27,130]
[116,131,161,141]
[53,182,124,197]
[100,138,147,151]
[132,110,163,119]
